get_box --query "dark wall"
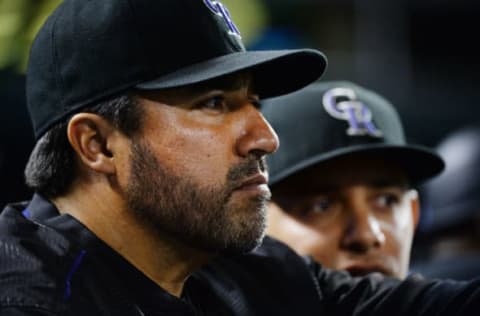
[0,70,34,207]
[259,0,480,147]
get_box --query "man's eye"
[374,194,399,208]
[197,96,228,112]
[310,199,331,214]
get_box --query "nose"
[235,105,279,158]
[340,207,385,254]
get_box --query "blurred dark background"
[1,1,479,217]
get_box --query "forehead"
[272,154,410,195]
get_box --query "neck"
[52,182,212,297]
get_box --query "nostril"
[249,149,267,160]
[345,241,370,254]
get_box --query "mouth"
[344,264,391,277]
[234,173,270,196]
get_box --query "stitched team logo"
[204,0,242,38]
[322,87,383,138]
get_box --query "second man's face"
[267,155,419,279]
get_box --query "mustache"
[227,156,268,186]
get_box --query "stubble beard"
[125,140,269,255]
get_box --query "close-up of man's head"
[263,81,445,278]
[23,0,326,256]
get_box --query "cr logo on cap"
[204,0,241,38]
[322,87,383,138]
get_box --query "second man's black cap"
[263,80,445,186]
[27,0,327,139]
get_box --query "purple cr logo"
[204,0,241,38]
[322,87,383,138]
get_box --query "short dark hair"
[25,94,142,198]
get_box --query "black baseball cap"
[27,0,327,139]
[262,80,444,186]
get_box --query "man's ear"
[408,189,421,229]
[67,113,117,174]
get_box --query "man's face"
[267,155,419,278]
[120,74,278,254]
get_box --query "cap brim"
[270,144,445,186]
[135,49,327,98]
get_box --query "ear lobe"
[67,113,116,175]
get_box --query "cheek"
[380,203,415,254]
[112,140,136,189]
[140,104,249,187]
[303,229,338,268]
[272,215,340,266]
[306,220,344,268]
[392,203,415,239]
[150,123,235,183]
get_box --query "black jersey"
[0,194,479,315]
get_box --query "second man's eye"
[294,197,334,218]
[374,193,400,209]
[309,199,331,214]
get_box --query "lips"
[344,264,392,277]
[238,173,268,189]
[237,174,268,189]
[233,173,270,197]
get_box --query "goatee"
[125,140,269,254]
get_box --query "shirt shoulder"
[0,204,72,313]
[0,200,154,316]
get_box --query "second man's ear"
[408,189,421,229]
[67,113,116,175]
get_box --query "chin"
[218,202,267,255]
